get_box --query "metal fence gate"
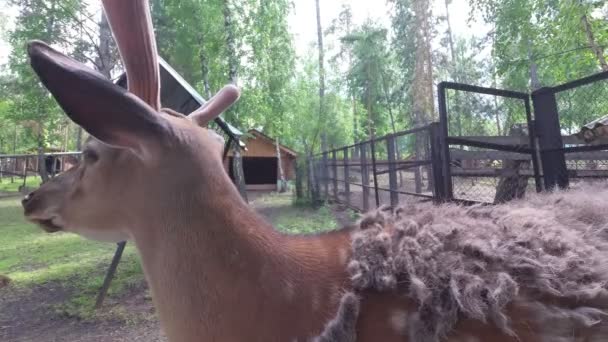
[314,70,608,210]
[437,82,541,204]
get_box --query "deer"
[21,0,608,341]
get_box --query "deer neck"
[129,176,350,340]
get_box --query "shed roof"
[574,114,608,144]
[246,129,298,157]
[115,57,243,142]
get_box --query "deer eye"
[83,150,99,163]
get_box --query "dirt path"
[0,281,166,342]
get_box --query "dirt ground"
[0,279,167,342]
[0,191,355,342]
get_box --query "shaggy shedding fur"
[347,181,608,342]
[0,274,10,289]
[313,292,360,342]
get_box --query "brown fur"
[21,1,608,341]
[345,181,608,342]
[0,274,11,289]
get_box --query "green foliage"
[1,0,607,157]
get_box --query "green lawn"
[0,197,144,319]
[251,192,342,234]
[0,192,344,321]
[0,176,42,193]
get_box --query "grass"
[0,197,145,320]
[0,191,341,322]
[253,192,339,234]
[0,176,42,193]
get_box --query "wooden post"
[414,135,423,194]
[95,241,126,309]
[531,88,568,190]
[360,143,370,211]
[386,135,399,207]
[37,147,49,183]
[231,142,248,202]
[494,124,530,203]
[322,152,329,197]
[429,123,447,202]
[275,137,286,193]
[22,161,27,192]
[343,147,350,206]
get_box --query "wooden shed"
[226,129,297,191]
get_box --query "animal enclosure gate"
[313,70,608,210]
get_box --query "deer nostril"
[22,191,35,206]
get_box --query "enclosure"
[312,70,608,211]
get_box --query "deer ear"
[27,40,168,154]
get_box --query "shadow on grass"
[0,197,147,320]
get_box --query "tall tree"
[315,0,328,152]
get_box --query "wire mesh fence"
[439,82,539,204]
[552,72,608,188]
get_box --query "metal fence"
[544,71,608,189]
[313,124,445,212]
[0,152,82,195]
[313,70,608,210]
[437,83,540,204]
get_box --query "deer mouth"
[29,217,63,233]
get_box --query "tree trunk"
[37,144,49,183]
[195,3,213,99]
[527,38,541,90]
[76,127,83,152]
[494,124,530,204]
[444,0,455,62]
[231,143,248,202]
[315,0,327,152]
[295,160,304,199]
[224,0,239,85]
[96,12,114,79]
[581,13,608,71]
[11,125,17,183]
[412,0,434,191]
[223,0,239,122]
[198,33,212,99]
[276,137,287,193]
[380,72,403,187]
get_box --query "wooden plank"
[450,149,531,161]
[447,135,608,148]
[448,136,528,145]
[451,168,608,178]
[451,149,608,161]
[451,168,534,177]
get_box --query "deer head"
[21,0,241,243]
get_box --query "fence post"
[429,123,446,202]
[332,150,338,199]
[386,135,399,207]
[322,152,329,197]
[531,88,569,190]
[360,143,370,211]
[343,147,350,207]
[437,82,454,200]
[95,241,126,309]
